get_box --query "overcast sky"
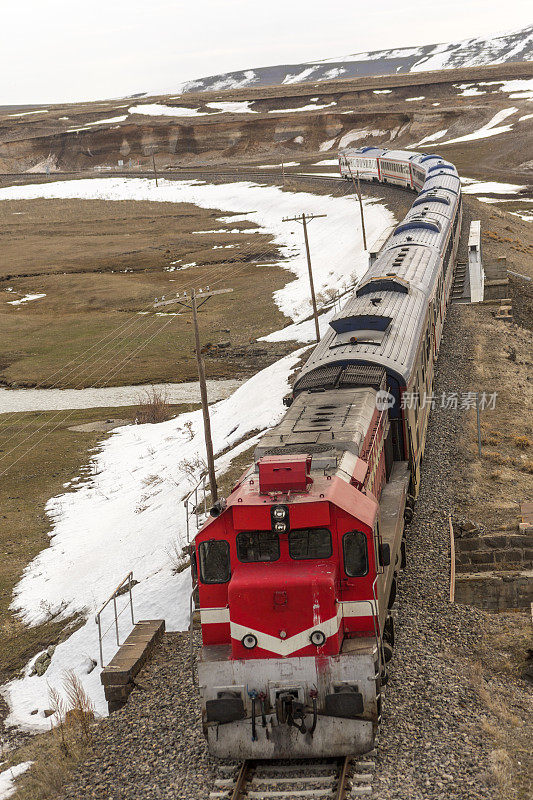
[1,0,531,106]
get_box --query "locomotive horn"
[209,499,227,517]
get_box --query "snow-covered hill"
[161,24,533,95]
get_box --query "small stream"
[0,380,241,414]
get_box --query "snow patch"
[282,67,318,84]
[0,762,33,799]
[129,103,202,117]
[319,138,337,151]
[460,180,523,195]
[8,109,48,118]
[407,130,448,148]
[84,115,128,125]
[207,101,256,114]
[436,107,517,145]
[7,293,46,306]
[272,103,336,113]
[338,129,386,148]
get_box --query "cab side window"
[198,540,230,584]
[343,531,369,577]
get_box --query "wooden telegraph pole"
[348,163,367,250]
[147,145,159,187]
[152,151,159,187]
[154,287,233,503]
[283,212,326,343]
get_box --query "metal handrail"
[95,572,135,667]
[184,473,209,543]
[189,582,198,686]
[371,576,386,674]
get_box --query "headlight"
[272,506,287,520]
[310,630,326,647]
[242,633,258,649]
[274,522,287,533]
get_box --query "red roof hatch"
[258,454,313,495]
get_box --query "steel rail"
[224,756,354,800]
[230,761,251,800]
[334,757,351,800]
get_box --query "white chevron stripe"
[342,600,376,616]
[201,599,376,656]
[200,607,230,624]
[230,610,342,656]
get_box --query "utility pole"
[147,145,158,187]
[152,151,158,187]
[154,287,233,503]
[348,163,367,251]
[283,212,326,343]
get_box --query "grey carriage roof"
[294,148,461,392]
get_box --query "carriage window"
[289,528,332,559]
[343,531,369,577]
[198,540,230,584]
[237,531,280,563]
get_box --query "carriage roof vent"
[394,217,441,235]
[330,313,393,334]
[428,163,455,174]
[420,154,443,163]
[413,193,450,208]
[356,276,409,297]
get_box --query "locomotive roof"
[255,386,378,463]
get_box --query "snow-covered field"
[0,178,393,323]
[0,177,394,731]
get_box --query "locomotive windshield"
[198,540,231,583]
[236,531,280,562]
[289,528,332,560]
[343,531,369,577]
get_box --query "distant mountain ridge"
[158,24,533,96]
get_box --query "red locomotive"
[192,146,461,758]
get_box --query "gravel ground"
[61,630,218,800]
[375,304,498,800]
[57,305,504,800]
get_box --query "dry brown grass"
[135,386,174,424]
[468,614,532,800]
[7,672,97,799]
[484,451,509,465]
[513,436,531,450]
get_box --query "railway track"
[209,754,377,799]
[0,169,344,185]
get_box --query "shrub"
[135,386,173,424]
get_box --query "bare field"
[0,196,293,387]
